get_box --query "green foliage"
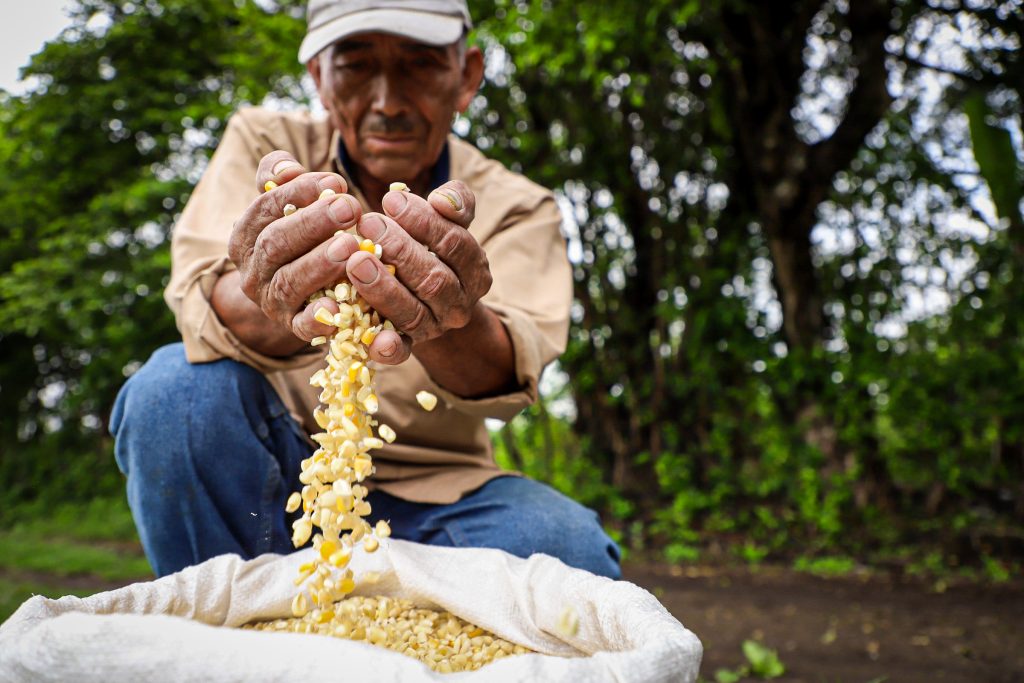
[0,0,308,509]
[474,0,1024,569]
[793,555,856,578]
[713,639,786,682]
[1,0,1023,575]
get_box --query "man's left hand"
[348,181,492,365]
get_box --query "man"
[110,0,620,580]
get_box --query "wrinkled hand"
[227,151,364,343]
[348,181,492,365]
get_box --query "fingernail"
[358,215,386,241]
[327,235,352,262]
[436,190,461,211]
[351,257,378,284]
[273,159,301,175]
[330,196,355,223]
[377,337,398,359]
[382,191,408,216]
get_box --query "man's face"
[308,32,483,185]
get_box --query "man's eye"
[411,57,444,70]
[335,61,368,72]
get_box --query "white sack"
[0,540,702,682]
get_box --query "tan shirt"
[165,107,572,503]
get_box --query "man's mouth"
[363,134,418,152]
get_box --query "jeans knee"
[111,343,273,476]
[465,478,622,579]
[532,502,622,579]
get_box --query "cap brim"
[299,9,465,63]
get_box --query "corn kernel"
[416,391,438,411]
[283,203,297,216]
[556,606,579,637]
[311,336,327,346]
[285,492,302,513]
[314,307,336,326]
[290,592,308,617]
[264,180,278,192]
[389,181,409,192]
[319,540,338,561]
[319,188,336,200]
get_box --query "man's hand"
[223,151,364,350]
[347,181,493,366]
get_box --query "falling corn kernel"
[285,492,302,513]
[264,180,278,192]
[292,517,313,547]
[416,391,438,411]
[283,203,297,216]
[378,424,396,443]
[389,181,409,192]
[363,536,379,553]
[556,606,579,637]
[375,519,391,538]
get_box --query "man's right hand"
[217,151,363,355]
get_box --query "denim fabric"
[111,343,621,580]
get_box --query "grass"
[0,495,152,624]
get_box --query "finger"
[256,151,349,195]
[259,233,359,325]
[245,193,361,297]
[366,329,412,365]
[354,213,468,323]
[379,189,489,299]
[345,250,442,342]
[231,174,359,273]
[427,180,475,229]
[292,297,340,342]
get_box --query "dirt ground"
[623,563,1024,683]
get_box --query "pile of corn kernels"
[244,596,531,673]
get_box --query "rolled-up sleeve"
[165,109,318,373]
[423,192,572,421]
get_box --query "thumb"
[256,150,309,193]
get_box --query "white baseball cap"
[299,0,473,63]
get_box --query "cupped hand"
[346,181,492,365]
[227,151,364,342]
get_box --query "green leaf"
[741,639,786,678]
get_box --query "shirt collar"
[334,136,451,194]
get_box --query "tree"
[472,0,1023,557]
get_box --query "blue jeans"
[110,344,621,580]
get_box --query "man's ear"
[456,46,484,113]
[307,54,323,88]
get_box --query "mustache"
[362,116,416,135]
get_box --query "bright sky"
[0,0,74,94]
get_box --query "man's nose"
[367,71,409,117]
